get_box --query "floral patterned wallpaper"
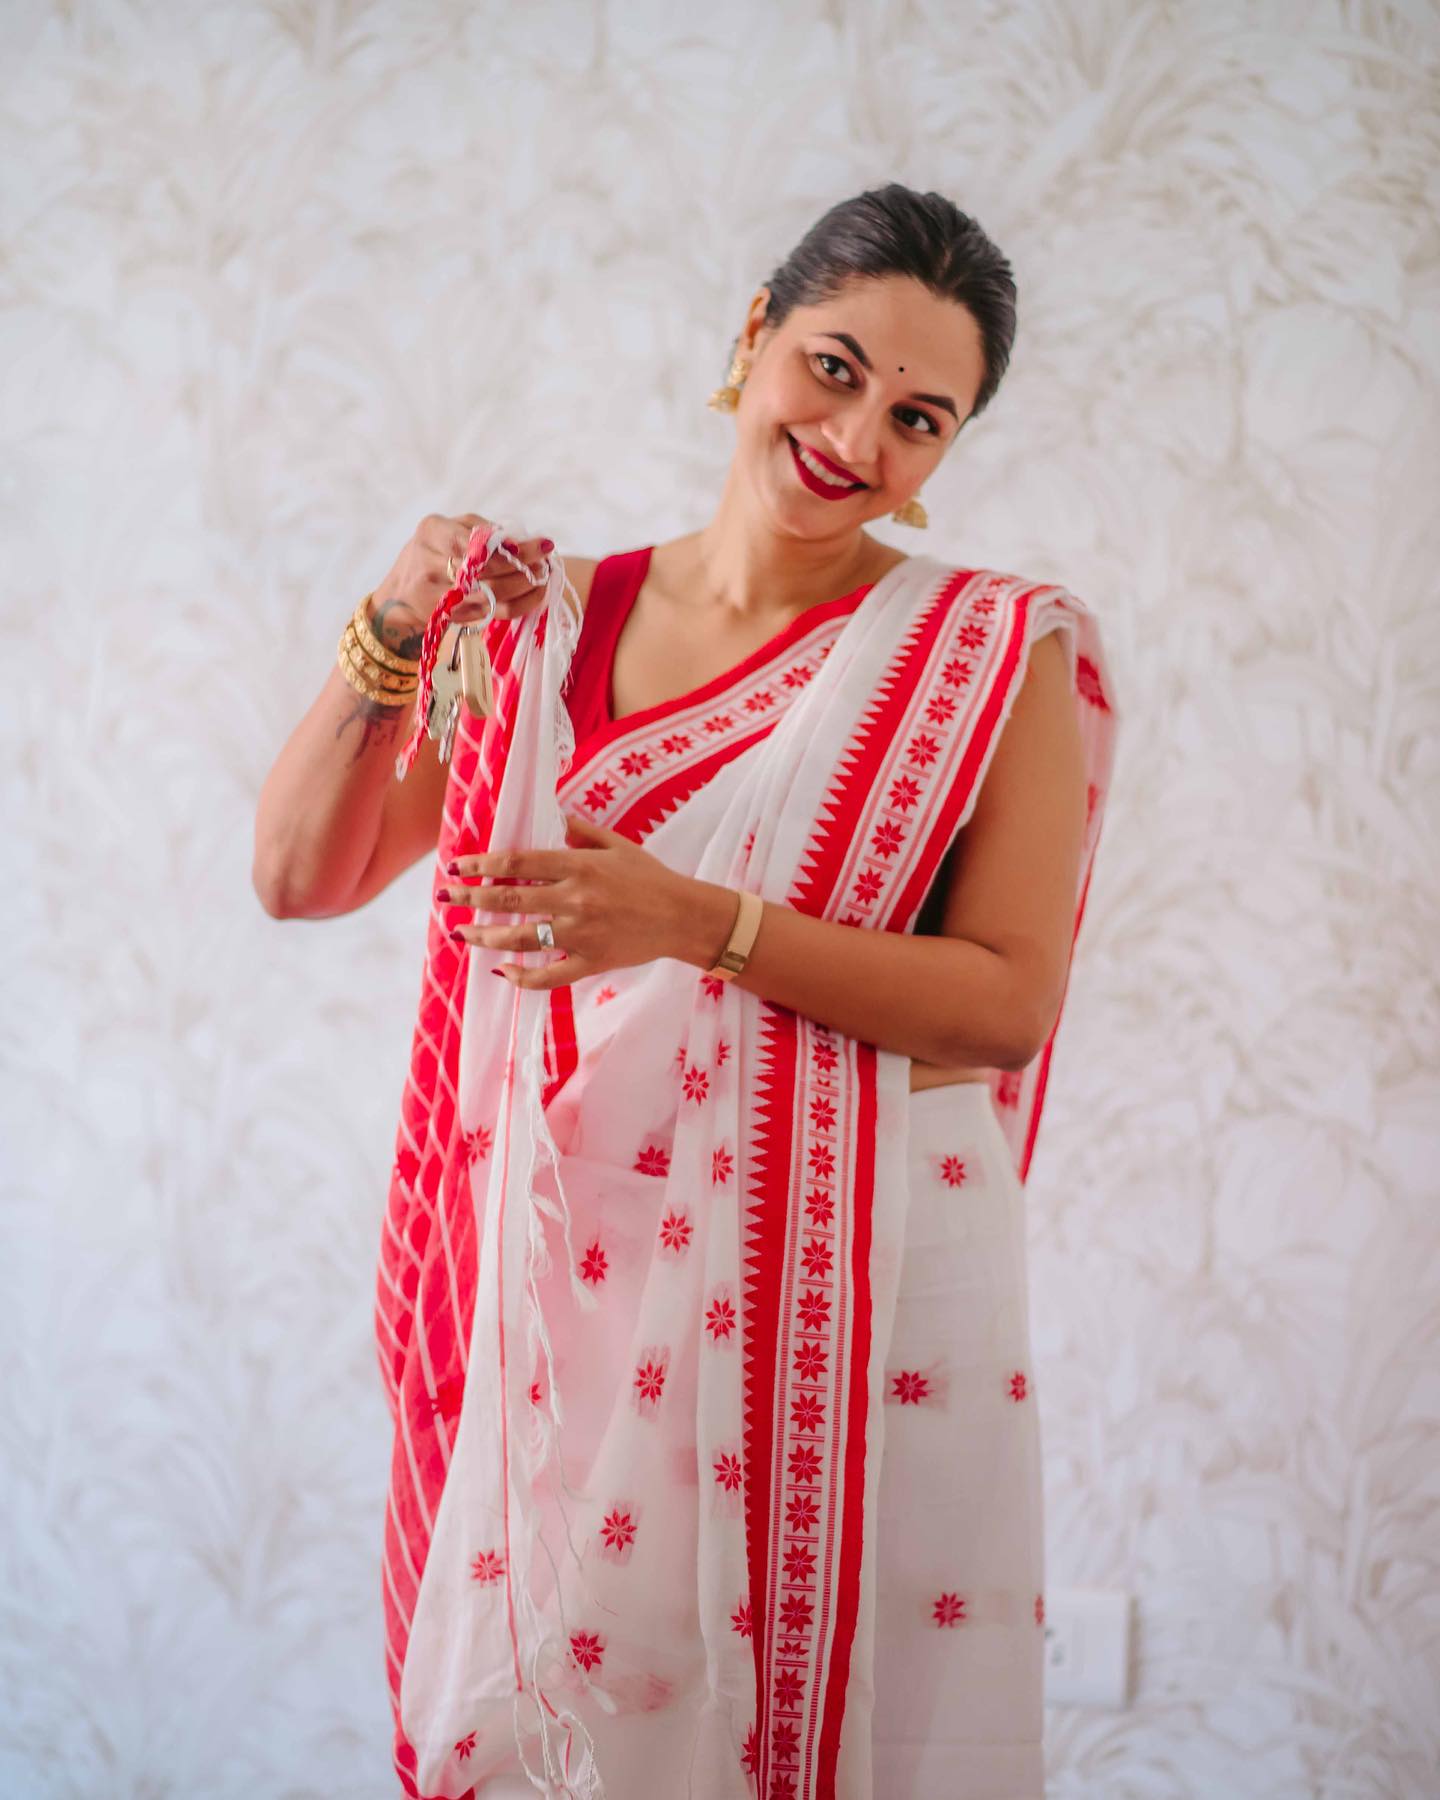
[2,1,1436,1794]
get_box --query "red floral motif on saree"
[597,1507,637,1561]
[890,1371,931,1405]
[706,1290,738,1343]
[470,1549,506,1585]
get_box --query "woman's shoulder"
[967,566,1119,718]
[946,564,1107,666]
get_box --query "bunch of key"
[394,522,516,782]
[424,616,496,763]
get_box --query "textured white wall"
[3,1,1437,1795]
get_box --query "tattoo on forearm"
[336,693,406,762]
[369,595,427,661]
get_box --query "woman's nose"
[823,434,878,478]
[823,411,883,470]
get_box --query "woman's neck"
[674,480,902,620]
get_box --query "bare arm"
[252,640,451,919]
[251,521,564,919]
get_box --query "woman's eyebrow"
[818,331,959,421]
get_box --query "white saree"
[376,534,1120,1799]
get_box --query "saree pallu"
[375,550,1120,1799]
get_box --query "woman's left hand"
[437,812,723,989]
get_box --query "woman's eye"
[811,354,938,436]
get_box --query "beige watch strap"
[708,887,764,981]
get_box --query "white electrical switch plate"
[1042,1586,1132,1708]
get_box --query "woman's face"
[733,273,989,535]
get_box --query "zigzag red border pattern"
[787,579,956,924]
[742,999,799,1783]
[884,579,1034,930]
[815,1035,876,1792]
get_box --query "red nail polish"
[445,859,460,875]
[448,927,465,943]
[490,968,507,979]
[539,538,555,553]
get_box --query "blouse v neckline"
[595,544,879,736]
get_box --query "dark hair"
[745,182,1017,426]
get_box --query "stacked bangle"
[337,594,421,707]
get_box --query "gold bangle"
[352,593,422,674]
[341,618,416,683]
[336,642,417,707]
[339,623,418,695]
[338,630,419,705]
[707,887,764,980]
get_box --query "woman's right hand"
[373,513,556,631]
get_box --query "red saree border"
[606,729,796,843]
[742,1001,799,1777]
[815,1035,876,1791]
[884,578,1033,930]
[786,566,963,922]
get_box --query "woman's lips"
[786,432,867,500]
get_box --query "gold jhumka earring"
[706,354,749,411]
[707,354,928,528]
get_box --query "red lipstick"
[786,433,867,500]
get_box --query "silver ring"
[536,920,555,950]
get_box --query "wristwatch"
[707,888,764,981]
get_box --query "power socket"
[1042,1586,1132,1708]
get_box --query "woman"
[255,183,1119,1800]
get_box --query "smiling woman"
[255,182,1120,1800]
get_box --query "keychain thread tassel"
[395,524,523,781]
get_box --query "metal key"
[425,633,465,762]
